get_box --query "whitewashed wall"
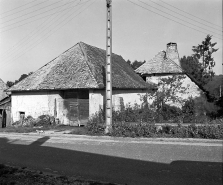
[12,89,148,123]
[11,91,63,122]
[89,89,147,116]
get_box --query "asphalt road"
[0,133,222,185]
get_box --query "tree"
[149,75,187,122]
[180,56,211,86]
[131,60,145,70]
[192,34,218,79]
[6,72,33,88]
[126,59,131,66]
[6,81,14,87]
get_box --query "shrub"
[12,115,55,128]
[87,110,105,135]
[87,109,223,139]
[111,122,156,138]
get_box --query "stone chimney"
[166,42,180,67]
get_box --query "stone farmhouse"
[136,42,204,107]
[7,42,154,126]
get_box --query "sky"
[0,0,222,83]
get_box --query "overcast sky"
[0,0,222,82]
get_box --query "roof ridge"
[7,43,82,91]
[78,42,100,88]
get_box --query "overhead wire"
[1,0,94,69]
[0,0,51,20]
[1,0,81,60]
[126,0,222,40]
[1,0,81,61]
[138,0,222,37]
[0,0,82,30]
[0,1,85,33]
[158,0,222,29]
[147,0,222,33]
[0,0,37,16]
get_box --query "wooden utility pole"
[105,0,112,133]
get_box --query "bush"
[87,109,223,139]
[87,110,105,135]
[111,122,156,138]
[12,115,55,127]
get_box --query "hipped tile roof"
[135,50,182,75]
[8,42,149,91]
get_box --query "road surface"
[0,133,222,185]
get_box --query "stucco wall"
[11,91,63,122]
[89,89,147,116]
[12,89,148,123]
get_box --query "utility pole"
[105,0,112,133]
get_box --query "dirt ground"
[0,164,121,185]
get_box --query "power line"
[126,0,222,40]
[0,0,37,15]
[159,0,222,29]
[0,0,51,20]
[139,0,222,37]
[0,0,73,23]
[147,0,222,33]
[1,0,80,60]
[0,0,80,29]
[1,0,94,69]
[1,0,83,61]
[0,1,86,33]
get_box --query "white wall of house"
[146,74,203,107]
[12,89,148,123]
[89,89,147,116]
[11,91,63,122]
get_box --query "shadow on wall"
[0,137,222,185]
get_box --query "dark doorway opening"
[2,110,6,128]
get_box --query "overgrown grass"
[0,164,119,185]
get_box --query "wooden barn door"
[64,92,79,126]
[78,90,89,125]
[64,90,89,126]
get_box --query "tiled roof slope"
[135,51,182,75]
[8,42,149,91]
[0,78,7,101]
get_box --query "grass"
[0,124,89,135]
[0,164,120,185]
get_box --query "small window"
[19,112,25,122]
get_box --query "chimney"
[166,42,180,67]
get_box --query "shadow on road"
[0,137,222,185]
[29,136,50,146]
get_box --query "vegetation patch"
[87,107,223,139]
[0,164,120,185]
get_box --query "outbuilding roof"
[0,78,7,101]
[8,42,150,91]
[135,50,182,75]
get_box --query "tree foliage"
[6,72,33,87]
[151,75,187,108]
[192,34,218,78]
[126,59,145,70]
[180,56,211,86]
